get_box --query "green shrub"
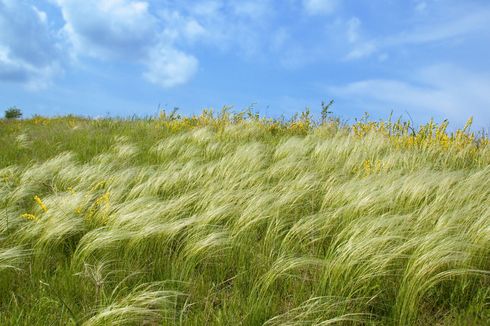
[4,107,22,119]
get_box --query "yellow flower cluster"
[32,116,50,126]
[351,117,485,157]
[95,192,110,206]
[21,213,38,221]
[157,107,318,135]
[267,122,282,135]
[84,192,111,225]
[362,159,383,176]
[353,121,388,138]
[34,195,48,213]
[19,195,48,222]
[288,121,309,135]
[14,110,486,162]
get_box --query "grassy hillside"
[0,110,489,325]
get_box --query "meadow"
[0,109,489,325]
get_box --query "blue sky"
[1,0,490,129]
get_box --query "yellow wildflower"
[21,213,38,221]
[91,180,108,191]
[95,192,110,206]
[34,195,48,212]
[363,160,371,176]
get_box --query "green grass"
[0,111,489,325]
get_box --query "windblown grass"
[0,109,488,325]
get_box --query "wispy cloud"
[386,8,490,46]
[344,4,490,60]
[303,0,339,15]
[329,64,490,129]
[413,1,428,13]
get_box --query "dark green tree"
[4,107,22,119]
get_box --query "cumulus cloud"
[55,0,157,59]
[303,0,339,15]
[1,0,201,89]
[143,46,198,88]
[169,0,275,58]
[53,0,199,88]
[156,9,206,44]
[0,0,63,89]
[0,0,281,89]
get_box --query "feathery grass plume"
[73,228,135,267]
[0,246,30,271]
[394,229,489,325]
[0,111,488,324]
[83,282,185,325]
[20,153,76,186]
[30,193,88,251]
[264,296,374,325]
[111,136,139,161]
[180,230,231,278]
[255,255,325,296]
[15,133,31,149]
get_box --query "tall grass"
[0,110,488,325]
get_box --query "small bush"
[4,107,22,119]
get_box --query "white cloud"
[32,6,48,24]
[328,64,490,128]
[157,10,206,44]
[345,42,377,60]
[414,1,428,13]
[0,0,63,89]
[143,46,198,88]
[54,0,199,87]
[346,17,361,43]
[162,0,277,60]
[230,1,269,18]
[183,20,207,41]
[345,6,490,60]
[343,17,378,60]
[48,0,280,88]
[0,46,61,90]
[55,0,157,59]
[303,0,339,15]
[387,9,490,46]
[187,1,223,17]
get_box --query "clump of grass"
[0,108,488,324]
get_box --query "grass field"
[0,110,489,325]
